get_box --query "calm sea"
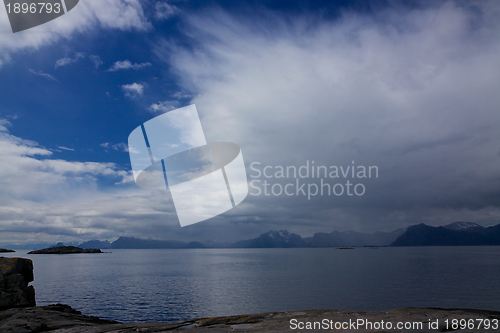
[3,247,500,323]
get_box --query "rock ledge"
[1,306,500,332]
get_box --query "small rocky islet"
[2,255,500,332]
[27,246,102,254]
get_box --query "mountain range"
[391,222,500,246]
[3,221,500,250]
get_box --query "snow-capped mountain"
[392,222,500,246]
[443,222,485,232]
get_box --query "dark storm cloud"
[157,0,500,233]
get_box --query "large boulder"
[0,257,35,309]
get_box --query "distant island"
[4,221,500,250]
[28,246,102,254]
[0,248,14,253]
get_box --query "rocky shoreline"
[2,305,500,332]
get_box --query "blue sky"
[1,0,500,245]
[1,0,370,167]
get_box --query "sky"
[1,0,500,245]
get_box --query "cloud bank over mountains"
[162,1,500,232]
[1,1,500,244]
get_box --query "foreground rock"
[0,257,35,310]
[1,306,499,332]
[0,304,116,333]
[0,249,14,253]
[28,246,102,254]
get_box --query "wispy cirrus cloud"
[108,60,152,71]
[89,55,104,69]
[0,119,11,132]
[0,0,151,70]
[155,2,179,21]
[29,69,59,82]
[57,146,75,151]
[55,52,85,68]
[100,142,128,152]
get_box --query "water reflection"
[3,247,500,322]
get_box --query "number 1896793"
[6,2,61,14]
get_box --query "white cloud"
[90,55,104,68]
[0,121,164,244]
[0,120,263,245]
[108,60,152,71]
[150,100,180,112]
[0,119,11,132]
[155,2,178,21]
[172,91,192,99]
[0,0,151,69]
[57,146,75,151]
[29,69,59,82]
[0,126,126,205]
[122,82,145,97]
[101,142,128,152]
[149,92,193,112]
[112,143,129,152]
[55,52,85,68]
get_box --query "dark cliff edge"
[0,257,36,310]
